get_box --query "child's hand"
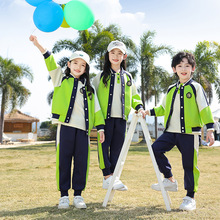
[145,110,150,115]
[99,131,105,143]
[206,130,215,146]
[29,35,46,53]
[139,109,146,119]
[29,35,38,46]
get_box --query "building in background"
[4,109,39,142]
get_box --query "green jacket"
[44,51,105,135]
[93,69,143,120]
[151,79,214,133]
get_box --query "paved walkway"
[0,141,55,149]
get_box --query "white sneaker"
[179,196,196,211]
[114,177,128,191]
[73,196,87,209]
[102,176,128,191]
[151,178,178,192]
[58,196,69,209]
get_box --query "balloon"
[25,0,51,7]
[60,4,70,28]
[53,0,70,3]
[64,0,95,30]
[33,1,64,32]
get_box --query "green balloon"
[64,0,95,30]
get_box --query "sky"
[0,0,220,123]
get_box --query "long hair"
[102,51,126,87]
[64,63,94,98]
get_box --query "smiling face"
[67,58,86,78]
[173,57,195,83]
[108,48,126,69]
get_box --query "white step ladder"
[102,113,172,211]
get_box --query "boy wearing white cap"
[93,40,146,191]
[30,35,105,209]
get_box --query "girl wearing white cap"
[30,35,105,209]
[93,40,146,190]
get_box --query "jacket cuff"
[150,109,156,116]
[43,50,51,59]
[96,125,104,131]
[206,123,214,130]
[135,104,143,111]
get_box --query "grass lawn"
[0,141,219,219]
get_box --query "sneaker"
[102,176,128,191]
[151,178,178,192]
[73,196,87,209]
[179,196,196,211]
[114,177,128,191]
[58,196,69,209]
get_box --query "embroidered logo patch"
[113,42,124,47]
[186,92,192,98]
[127,80,132,86]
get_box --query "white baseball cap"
[107,40,126,54]
[69,51,90,65]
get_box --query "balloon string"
[31,28,37,35]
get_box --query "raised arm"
[29,35,46,53]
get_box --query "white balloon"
[53,0,70,4]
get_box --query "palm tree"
[193,41,220,103]
[52,20,114,68]
[0,56,33,143]
[131,31,173,138]
[52,20,136,70]
[134,31,173,106]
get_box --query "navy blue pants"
[152,132,200,197]
[98,118,126,176]
[56,124,89,197]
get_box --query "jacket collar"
[176,77,193,87]
[63,74,86,84]
[110,68,123,74]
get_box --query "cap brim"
[108,46,126,54]
[69,56,89,65]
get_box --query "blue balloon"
[25,0,51,7]
[33,2,64,32]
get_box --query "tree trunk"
[141,66,145,108]
[140,65,146,142]
[0,90,6,144]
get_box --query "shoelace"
[75,197,84,202]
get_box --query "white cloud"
[82,0,148,43]
[115,12,148,43]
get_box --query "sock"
[61,190,68,197]
[186,191,195,198]
[74,190,82,196]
